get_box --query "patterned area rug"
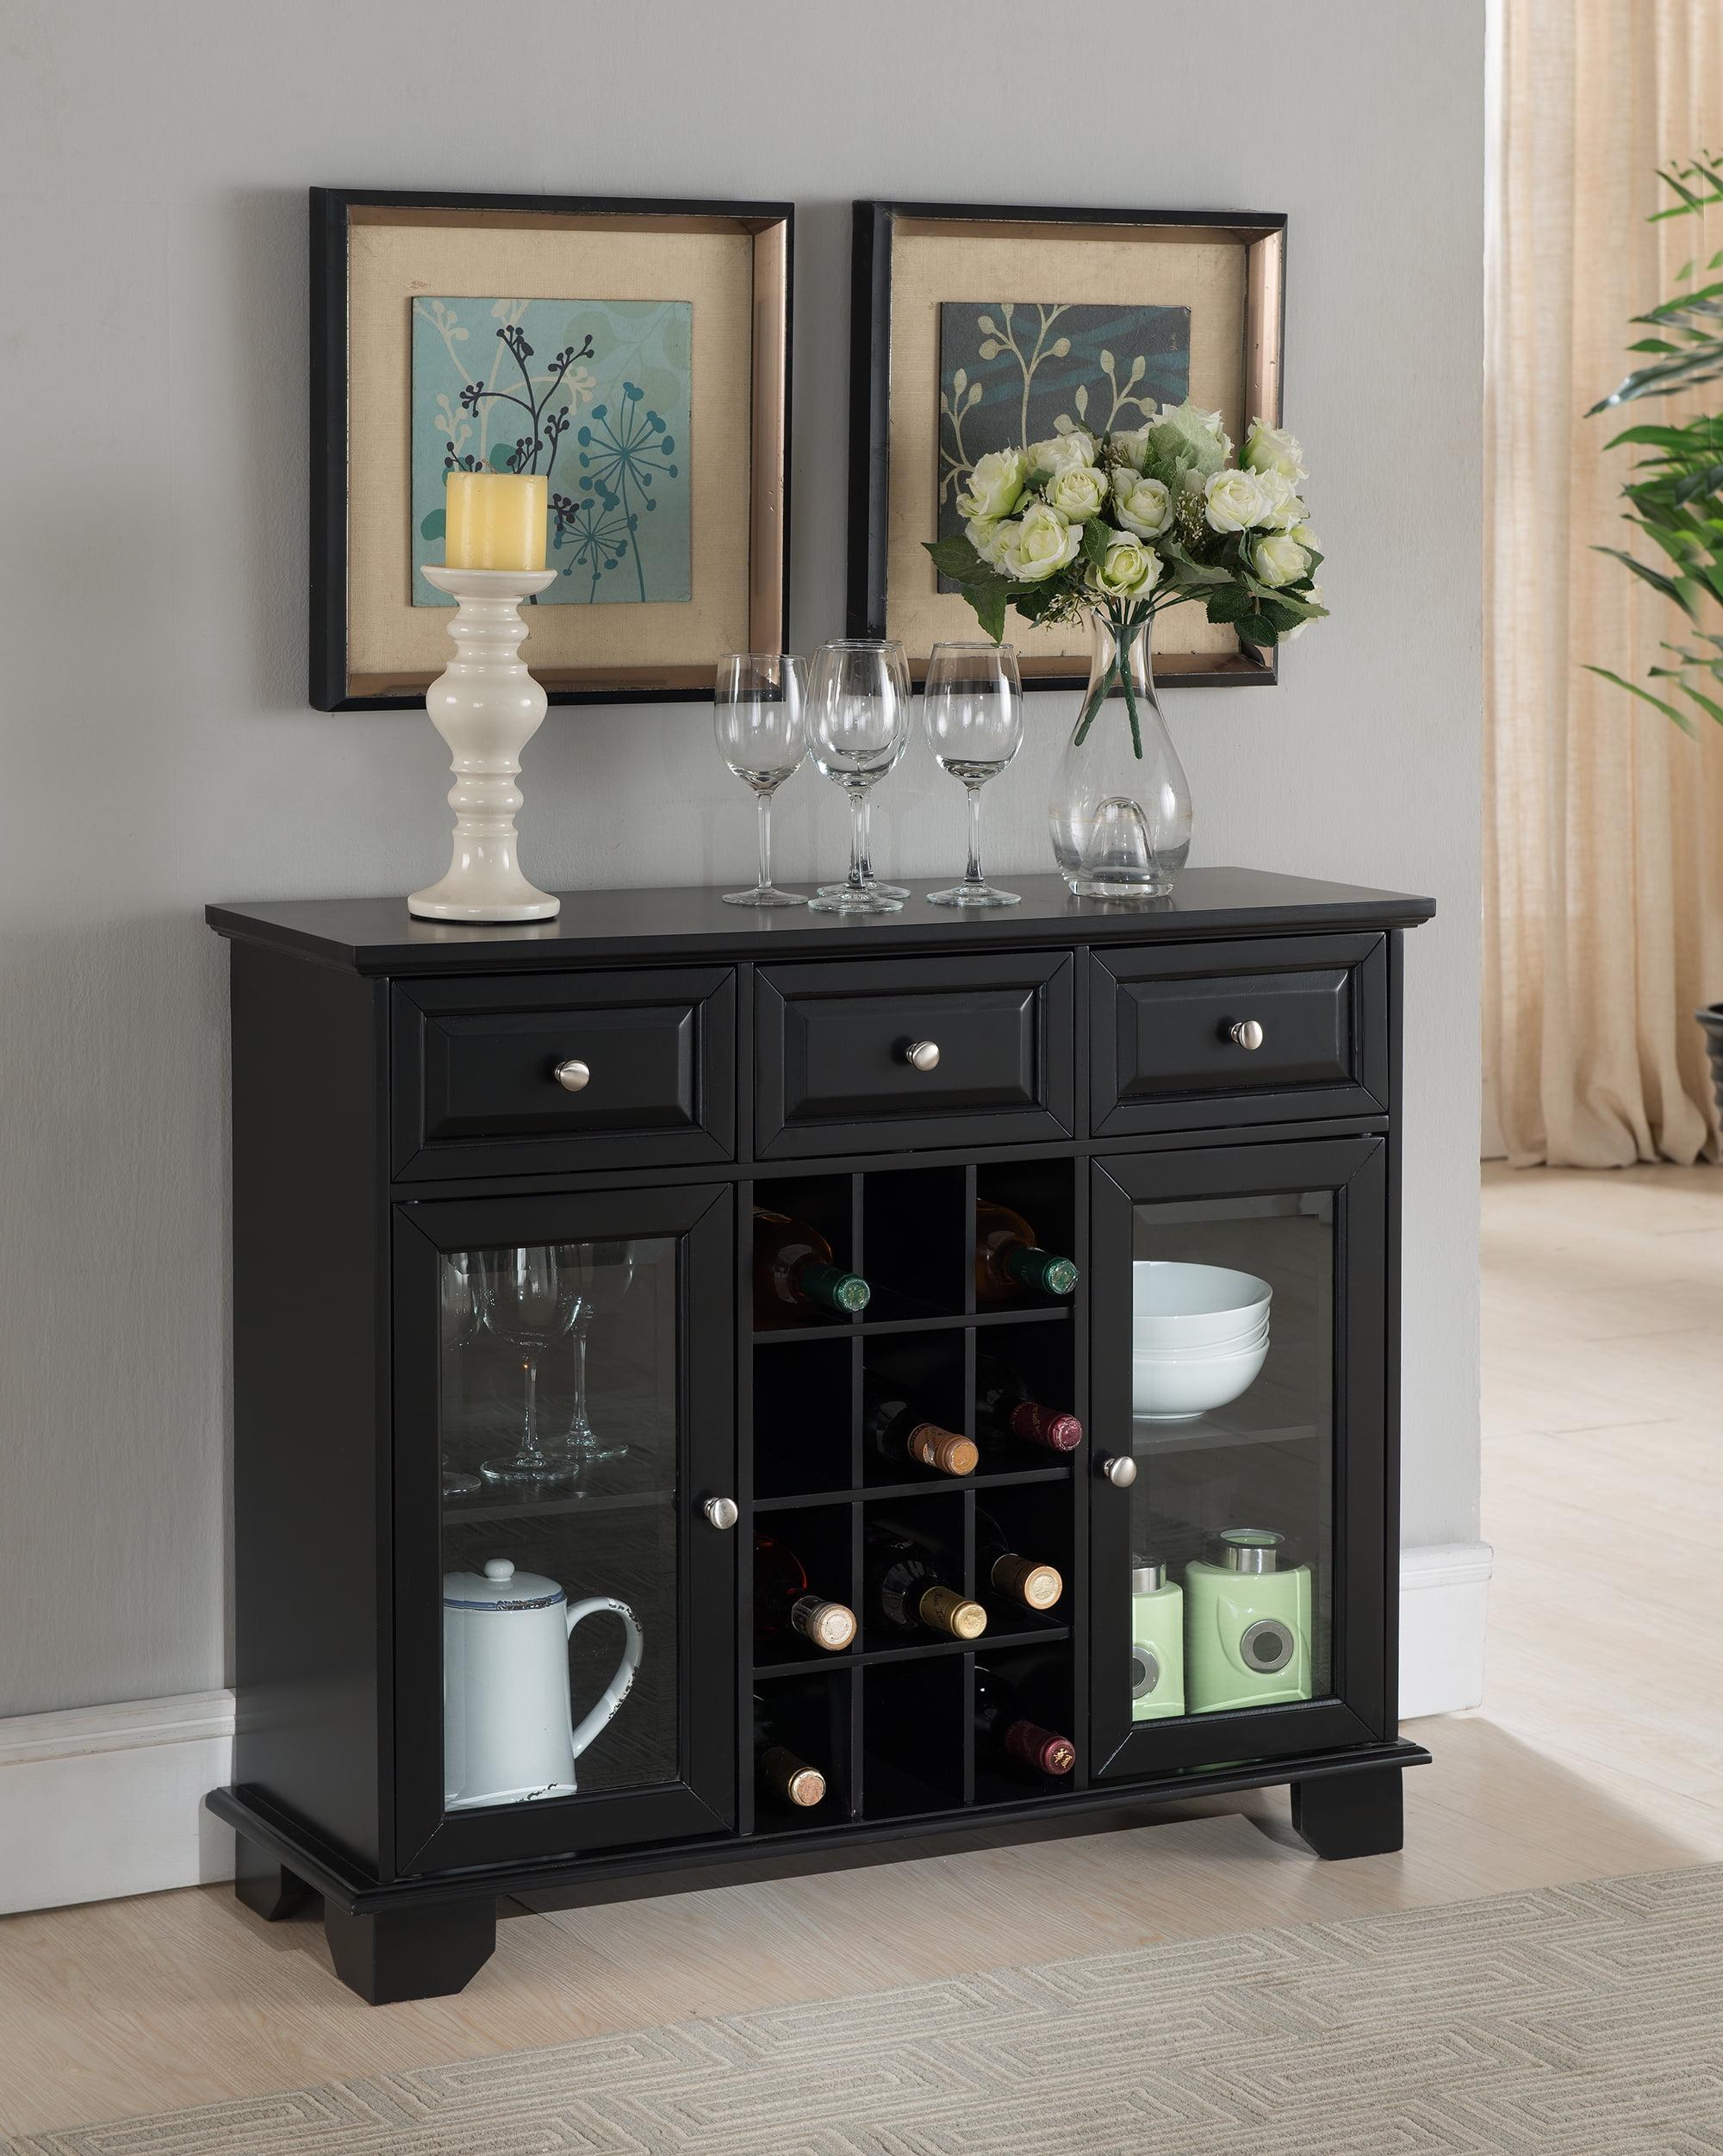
[9,1865,1723,2155]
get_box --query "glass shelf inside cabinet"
[438,1237,680,1810]
[1122,1193,1334,1725]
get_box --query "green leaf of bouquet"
[924,534,992,581]
[972,583,1008,644]
[1079,518,1112,567]
[1593,543,1705,620]
[1236,611,1279,645]
[1203,583,1260,625]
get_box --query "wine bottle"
[753,1694,828,1808]
[865,1527,987,1639]
[975,1505,1063,1612]
[973,1663,1076,1777]
[973,1353,1084,1455]
[973,1199,1079,1305]
[862,1377,977,1478]
[754,1208,871,1324]
[753,1534,857,1653]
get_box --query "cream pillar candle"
[444,472,548,572]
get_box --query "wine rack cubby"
[211,873,1429,2002]
[747,1156,1084,1839]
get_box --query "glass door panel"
[1128,1192,1334,1718]
[439,1237,681,1808]
[393,1186,734,1873]
[1089,1141,1387,1779]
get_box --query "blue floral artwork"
[412,296,692,605]
[936,302,1191,582]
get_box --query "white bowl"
[1132,1336,1269,1419]
[1135,1321,1269,1362]
[1133,1262,1272,1347]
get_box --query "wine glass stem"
[858,797,875,883]
[965,782,985,887]
[570,1319,590,1438]
[521,1355,542,1467]
[847,788,869,891]
[756,787,774,894]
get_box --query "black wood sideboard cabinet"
[206,869,1435,2004]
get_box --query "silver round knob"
[905,1040,941,1072]
[554,1058,592,1093]
[703,1496,739,1531]
[1099,1454,1138,1488]
[1228,1020,1265,1051]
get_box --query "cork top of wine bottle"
[991,1554,1064,1610]
[760,1745,827,1808]
[918,1586,988,1639]
[791,1596,858,1651]
[906,1424,979,1477]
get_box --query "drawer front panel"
[756,950,1073,1157]
[393,968,735,1179]
[1091,933,1387,1134]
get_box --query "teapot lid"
[443,1557,565,1611]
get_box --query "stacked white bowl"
[1133,1262,1272,1420]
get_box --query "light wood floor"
[3,1162,1720,2140]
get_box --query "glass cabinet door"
[393,1186,734,1873]
[1088,1140,1390,1779]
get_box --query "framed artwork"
[847,200,1287,688]
[309,188,793,710]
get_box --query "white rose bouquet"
[926,402,1327,750]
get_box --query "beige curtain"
[1486,0,1723,1166]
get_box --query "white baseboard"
[0,1542,1493,1916]
[1399,1540,1493,1720]
[0,1689,236,1916]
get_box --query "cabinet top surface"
[207,868,1434,975]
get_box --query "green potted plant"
[1589,150,1723,1114]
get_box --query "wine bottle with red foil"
[973,1353,1084,1455]
[753,1208,871,1326]
[975,1505,1064,1613]
[753,1694,828,1809]
[973,1199,1079,1305]
[973,1664,1076,1777]
[753,1534,857,1654]
[862,1377,978,1479]
[865,1526,987,1640]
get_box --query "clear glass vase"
[1048,608,1192,900]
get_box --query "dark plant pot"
[1698,1005,1723,1121]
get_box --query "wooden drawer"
[755,950,1073,1158]
[1089,933,1388,1135]
[391,968,735,1180]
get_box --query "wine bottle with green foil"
[973,1200,1079,1305]
[753,1208,871,1326]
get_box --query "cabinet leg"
[1291,1765,1403,1860]
[234,1832,314,1922]
[322,1897,496,2004]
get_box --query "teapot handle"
[566,1597,644,1761]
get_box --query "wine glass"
[818,798,908,904]
[806,639,911,914]
[714,653,809,907]
[439,1252,482,1497]
[551,1240,638,1467]
[922,641,1023,907]
[476,1246,581,1486]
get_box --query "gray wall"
[0,0,1484,1717]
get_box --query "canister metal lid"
[1130,1557,1167,1593]
[1219,1527,1284,1574]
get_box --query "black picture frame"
[846,198,1290,690]
[309,186,795,712]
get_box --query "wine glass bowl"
[714,653,808,907]
[922,641,1023,907]
[806,639,911,914]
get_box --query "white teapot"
[444,1557,643,1810]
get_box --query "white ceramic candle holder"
[409,564,561,923]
